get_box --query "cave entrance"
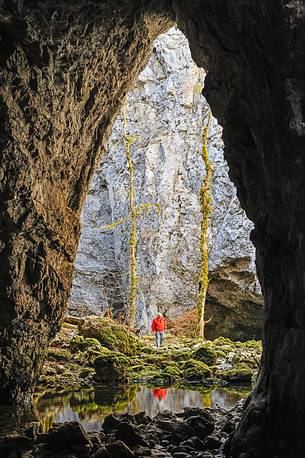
[68,27,263,341]
[0,1,303,454]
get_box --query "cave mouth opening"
[1,2,304,453]
[68,26,263,342]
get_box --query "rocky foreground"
[0,317,260,456]
[0,404,243,457]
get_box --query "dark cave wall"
[173,0,305,456]
[0,0,305,456]
[0,0,173,402]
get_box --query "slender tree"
[122,109,138,328]
[197,110,213,338]
[100,108,160,328]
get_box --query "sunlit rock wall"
[69,27,263,339]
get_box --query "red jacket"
[151,316,166,332]
[152,388,167,400]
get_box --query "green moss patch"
[216,363,253,384]
[192,345,217,366]
[70,335,102,353]
[79,317,145,355]
[94,350,130,383]
[182,359,212,381]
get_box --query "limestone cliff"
[69,28,263,340]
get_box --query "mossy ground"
[38,316,262,395]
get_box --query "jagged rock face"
[69,172,124,316]
[70,28,263,340]
[0,0,173,402]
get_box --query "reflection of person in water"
[152,387,168,401]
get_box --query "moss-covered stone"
[79,317,144,355]
[216,363,253,384]
[172,350,193,362]
[182,359,212,381]
[47,348,73,362]
[141,353,168,365]
[79,367,96,380]
[160,362,182,380]
[93,349,131,383]
[192,345,217,366]
[70,335,102,353]
[38,316,261,393]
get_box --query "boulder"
[116,421,149,448]
[106,440,135,457]
[94,351,130,383]
[46,421,92,452]
[79,318,143,355]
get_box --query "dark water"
[32,384,250,433]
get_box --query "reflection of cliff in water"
[34,384,250,433]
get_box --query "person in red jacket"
[151,312,166,348]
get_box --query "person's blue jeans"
[155,331,164,348]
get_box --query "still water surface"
[34,384,250,432]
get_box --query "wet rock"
[183,413,215,439]
[195,453,214,458]
[91,447,111,458]
[175,444,194,454]
[160,439,170,447]
[134,445,152,456]
[134,412,152,426]
[23,423,40,441]
[180,437,205,451]
[46,421,92,452]
[106,440,134,457]
[221,418,235,435]
[156,419,176,433]
[0,402,246,457]
[0,433,33,450]
[181,407,207,420]
[203,435,222,450]
[103,414,121,434]
[116,421,150,448]
[119,413,137,425]
[172,453,190,458]
[88,432,103,450]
